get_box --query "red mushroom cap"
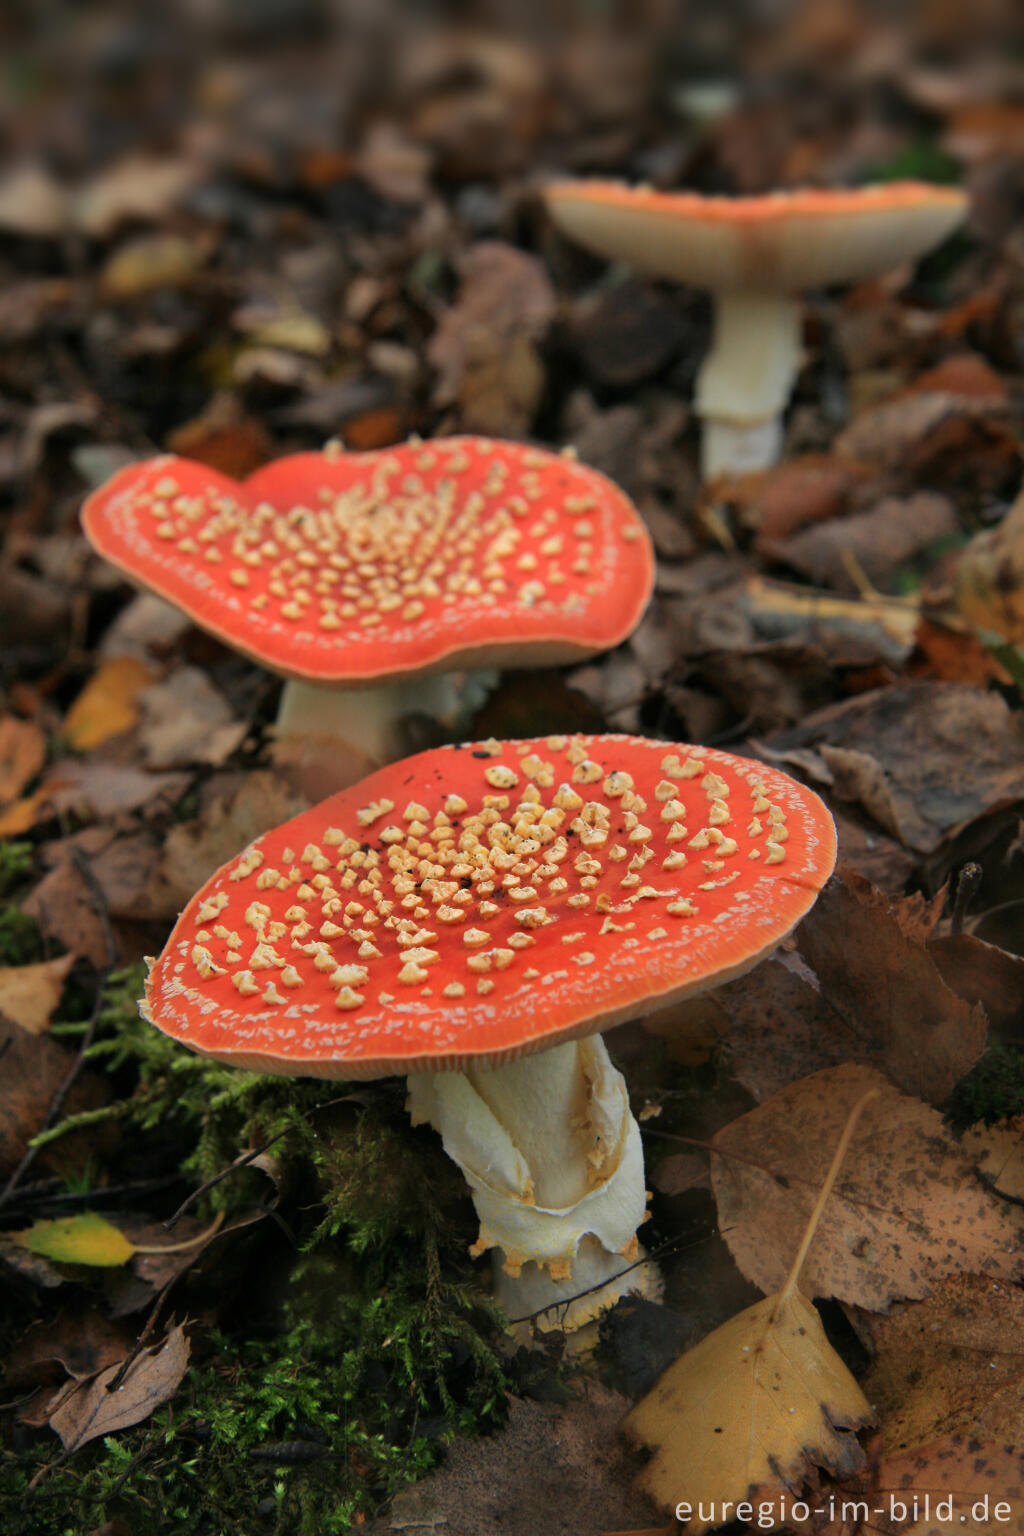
[142,733,836,1077]
[80,437,654,684]
[544,180,968,292]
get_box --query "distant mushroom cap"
[81,437,654,684]
[142,733,837,1076]
[544,180,967,292]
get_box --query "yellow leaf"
[0,953,74,1034]
[64,657,153,752]
[626,1087,880,1530]
[625,1287,872,1528]
[13,1212,136,1267]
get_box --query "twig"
[951,860,983,935]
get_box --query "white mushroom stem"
[696,290,803,479]
[275,669,499,765]
[407,1035,651,1330]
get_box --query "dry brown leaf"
[160,772,310,913]
[41,759,190,821]
[63,658,154,753]
[427,241,555,436]
[928,931,1024,1034]
[794,871,987,1105]
[712,1065,1024,1310]
[962,1117,1024,1202]
[137,667,246,770]
[722,872,985,1105]
[22,860,114,969]
[0,955,75,1035]
[764,493,958,594]
[816,1276,1024,1536]
[757,682,1024,856]
[955,483,1024,646]
[0,1028,112,1179]
[48,1324,190,1453]
[625,1288,872,1527]
[0,716,47,805]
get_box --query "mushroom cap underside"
[544,180,967,292]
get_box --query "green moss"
[1,968,507,1535]
[0,905,44,965]
[0,840,33,897]
[948,1042,1024,1129]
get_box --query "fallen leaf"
[819,1276,1024,1536]
[711,1064,1024,1310]
[7,1305,136,1391]
[764,492,958,593]
[0,784,63,837]
[627,1090,876,1527]
[13,1213,136,1268]
[371,1388,655,1536]
[137,667,246,769]
[0,954,75,1035]
[22,859,113,968]
[48,1324,190,1453]
[160,772,310,912]
[795,870,987,1104]
[0,716,47,805]
[927,931,1024,1034]
[0,1027,112,1179]
[72,154,200,238]
[625,1288,871,1527]
[63,657,154,752]
[427,241,555,435]
[41,759,190,820]
[962,1117,1024,1201]
[756,681,1024,856]
[721,872,986,1105]
[955,483,1024,646]
[100,234,205,298]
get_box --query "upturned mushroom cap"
[544,180,968,292]
[142,733,837,1076]
[80,437,654,685]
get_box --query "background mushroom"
[81,436,654,779]
[141,732,837,1331]
[544,181,967,479]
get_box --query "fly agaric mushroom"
[80,436,654,772]
[544,181,967,479]
[141,732,836,1330]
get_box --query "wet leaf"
[13,1213,136,1268]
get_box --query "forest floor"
[1,3,1023,1534]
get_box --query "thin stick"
[779,1087,879,1304]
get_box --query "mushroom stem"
[407,1035,652,1331]
[275,670,500,766]
[696,290,803,478]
